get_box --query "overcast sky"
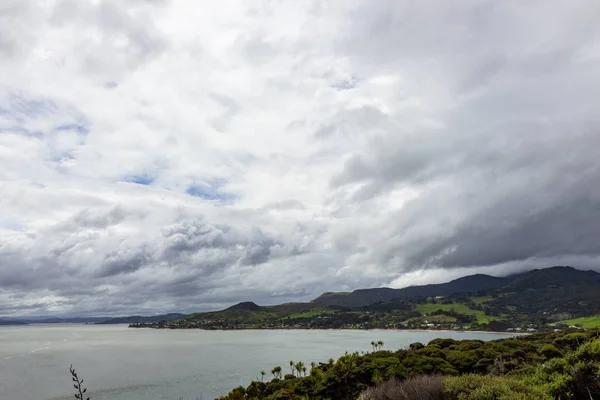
[1,0,600,317]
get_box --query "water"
[0,324,513,400]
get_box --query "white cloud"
[1,0,600,316]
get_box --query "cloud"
[1,0,600,316]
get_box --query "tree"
[260,370,266,382]
[371,341,377,351]
[295,361,305,377]
[289,360,295,376]
[271,366,282,379]
[377,340,384,350]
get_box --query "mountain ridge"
[311,266,600,307]
[136,265,600,331]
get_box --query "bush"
[428,338,458,349]
[409,342,425,350]
[264,388,303,400]
[360,375,445,400]
[444,374,552,400]
[539,344,562,359]
[217,330,600,400]
[527,338,600,399]
[553,332,588,350]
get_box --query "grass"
[181,303,344,324]
[425,315,457,323]
[416,302,504,324]
[184,309,274,323]
[560,315,600,328]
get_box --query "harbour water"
[0,324,513,400]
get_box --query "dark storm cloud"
[325,0,600,275]
[97,247,150,277]
[332,98,600,272]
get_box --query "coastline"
[130,325,526,335]
[394,328,526,335]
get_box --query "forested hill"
[136,266,600,331]
[311,266,600,307]
[311,274,509,307]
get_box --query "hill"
[0,314,186,325]
[312,274,508,307]
[94,313,185,325]
[0,319,28,326]
[4,317,107,324]
[134,266,600,332]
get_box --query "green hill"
[135,266,600,331]
[311,274,508,307]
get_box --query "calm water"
[0,324,513,400]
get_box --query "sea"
[0,324,514,400]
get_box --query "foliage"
[216,329,600,400]
[416,303,503,324]
[360,375,445,400]
[561,315,600,329]
[133,267,600,332]
[69,365,90,400]
[539,344,562,359]
[444,375,552,400]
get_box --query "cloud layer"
[1,0,600,316]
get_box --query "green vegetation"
[217,329,600,400]
[287,308,338,320]
[131,267,600,332]
[561,315,600,329]
[471,296,493,305]
[416,302,504,324]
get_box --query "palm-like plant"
[295,361,305,377]
[271,366,282,379]
[260,370,266,382]
[377,340,384,350]
[371,341,376,351]
[289,360,295,376]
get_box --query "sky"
[1,0,600,317]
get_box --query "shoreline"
[130,325,526,335]
[393,328,526,335]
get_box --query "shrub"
[524,338,600,398]
[428,338,458,349]
[409,342,425,350]
[264,388,303,400]
[359,375,445,400]
[553,332,588,350]
[539,344,562,359]
[444,374,552,400]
